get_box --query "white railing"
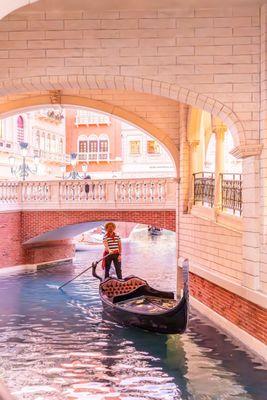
[75,111,111,126]
[77,152,109,162]
[0,178,176,211]
[0,182,21,210]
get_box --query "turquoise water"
[0,232,266,400]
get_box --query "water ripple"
[0,232,266,400]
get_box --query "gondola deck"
[117,295,178,314]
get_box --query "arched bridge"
[0,178,177,266]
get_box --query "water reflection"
[0,231,266,400]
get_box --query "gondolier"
[103,222,122,279]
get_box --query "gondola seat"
[100,277,147,299]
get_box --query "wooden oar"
[58,253,110,290]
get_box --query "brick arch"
[22,210,176,244]
[0,75,245,147]
[0,93,179,174]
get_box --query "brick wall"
[0,212,25,268]
[25,239,75,264]
[21,210,176,243]
[0,5,262,146]
[190,272,267,344]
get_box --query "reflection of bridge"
[0,178,176,267]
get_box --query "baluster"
[135,183,140,201]
[150,182,155,203]
[99,182,104,201]
[128,183,132,203]
[158,182,162,202]
[143,182,147,202]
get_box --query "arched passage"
[0,94,180,174]
[22,210,176,244]
[0,75,245,148]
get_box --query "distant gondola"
[92,259,189,334]
[148,226,163,236]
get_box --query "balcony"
[0,139,14,153]
[75,111,111,126]
[221,173,242,216]
[33,149,70,163]
[77,152,110,162]
[193,172,215,208]
[193,172,242,216]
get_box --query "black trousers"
[104,253,122,279]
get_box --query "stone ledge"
[191,205,243,232]
[230,144,263,159]
[191,297,267,362]
[178,258,267,309]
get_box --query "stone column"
[188,140,200,210]
[213,119,227,213]
[230,144,263,291]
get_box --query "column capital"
[188,140,200,149]
[212,117,227,136]
[230,144,263,159]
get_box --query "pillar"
[230,144,263,291]
[213,118,227,213]
[188,140,200,210]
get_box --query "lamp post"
[61,153,88,180]
[9,142,40,181]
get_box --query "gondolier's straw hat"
[105,222,116,230]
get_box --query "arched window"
[78,135,88,153]
[99,134,109,161]
[40,132,45,151]
[59,138,63,154]
[35,130,40,149]
[17,115,24,143]
[46,133,50,152]
[88,134,98,160]
[99,134,109,153]
[51,135,56,153]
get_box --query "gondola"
[148,226,163,236]
[92,259,189,334]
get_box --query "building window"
[59,138,63,154]
[129,140,140,155]
[99,139,108,153]
[147,140,160,154]
[17,115,24,143]
[35,131,40,149]
[79,140,88,153]
[89,140,98,153]
[40,132,45,151]
[51,135,56,153]
[46,134,50,152]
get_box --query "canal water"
[0,230,266,400]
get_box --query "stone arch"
[0,0,39,20]
[22,210,176,244]
[0,75,246,147]
[0,93,180,173]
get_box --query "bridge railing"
[0,178,177,211]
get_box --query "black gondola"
[92,259,189,334]
[148,226,163,236]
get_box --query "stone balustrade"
[0,178,177,211]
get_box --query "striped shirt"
[103,233,121,252]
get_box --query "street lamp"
[61,153,88,180]
[9,142,39,181]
